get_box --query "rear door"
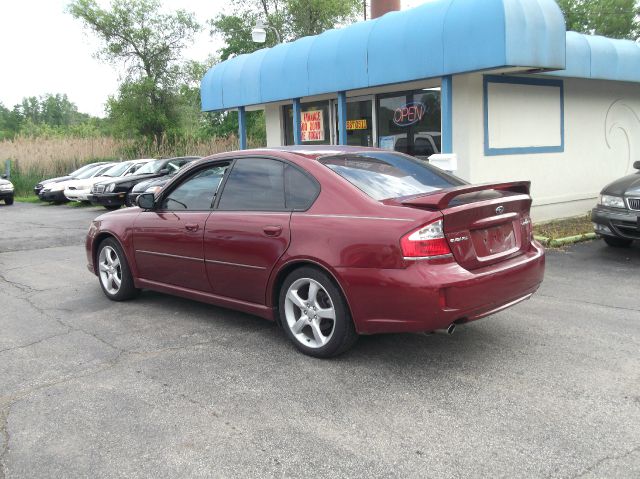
[204,158,294,305]
[133,164,229,292]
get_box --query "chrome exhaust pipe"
[434,323,456,335]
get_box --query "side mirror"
[634,160,640,170]
[158,168,169,175]
[1,174,6,179]
[137,193,156,210]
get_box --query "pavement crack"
[569,445,640,479]
[0,331,73,355]
[538,293,640,313]
[0,272,46,295]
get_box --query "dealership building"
[201,0,640,220]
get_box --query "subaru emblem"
[496,205,505,214]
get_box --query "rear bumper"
[591,206,640,240]
[337,241,545,334]
[90,192,127,207]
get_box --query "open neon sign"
[393,102,426,127]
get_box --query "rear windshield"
[319,152,464,201]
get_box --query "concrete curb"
[534,232,597,248]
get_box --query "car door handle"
[185,223,200,232]
[263,225,282,237]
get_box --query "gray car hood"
[602,172,640,196]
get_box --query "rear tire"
[96,238,139,301]
[279,266,358,358]
[603,236,633,248]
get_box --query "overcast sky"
[0,0,431,117]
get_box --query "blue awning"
[201,0,573,111]
[547,32,640,83]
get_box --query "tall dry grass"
[0,136,131,177]
[0,134,250,196]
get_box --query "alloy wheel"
[98,245,122,295]
[284,278,336,348]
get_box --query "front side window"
[218,158,285,211]
[320,152,463,201]
[160,164,229,211]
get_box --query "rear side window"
[319,152,463,201]
[218,158,285,211]
[285,164,319,210]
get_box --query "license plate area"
[471,223,517,257]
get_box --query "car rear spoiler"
[401,181,531,210]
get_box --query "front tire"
[96,238,139,301]
[105,205,121,211]
[603,236,633,248]
[5,196,13,205]
[279,267,357,358]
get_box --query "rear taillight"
[400,219,452,259]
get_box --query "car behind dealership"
[90,157,194,210]
[592,160,640,247]
[126,156,200,206]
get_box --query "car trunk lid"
[400,182,533,270]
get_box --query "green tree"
[207,0,362,145]
[68,0,201,145]
[210,0,363,60]
[557,0,640,39]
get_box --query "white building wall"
[453,73,640,221]
[265,103,283,147]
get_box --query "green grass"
[66,201,94,208]
[9,171,43,197]
[533,214,593,240]
[15,195,41,203]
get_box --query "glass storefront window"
[377,90,441,160]
[283,101,331,146]
[336,99,373,147]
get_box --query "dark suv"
[591,161,640,247]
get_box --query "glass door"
[333,97,374,147]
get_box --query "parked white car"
[38,163,112,203]
[64,159,152,202]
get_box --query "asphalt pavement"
[0,202,639,478]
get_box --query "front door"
[333,97,374,147]
[204,158,292,305]
[133,163,229,292]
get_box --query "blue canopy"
[201,0,640,112]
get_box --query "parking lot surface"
[1,202,639,478]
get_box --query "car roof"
[204,145,385,161]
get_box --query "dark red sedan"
[86,146,545,357]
